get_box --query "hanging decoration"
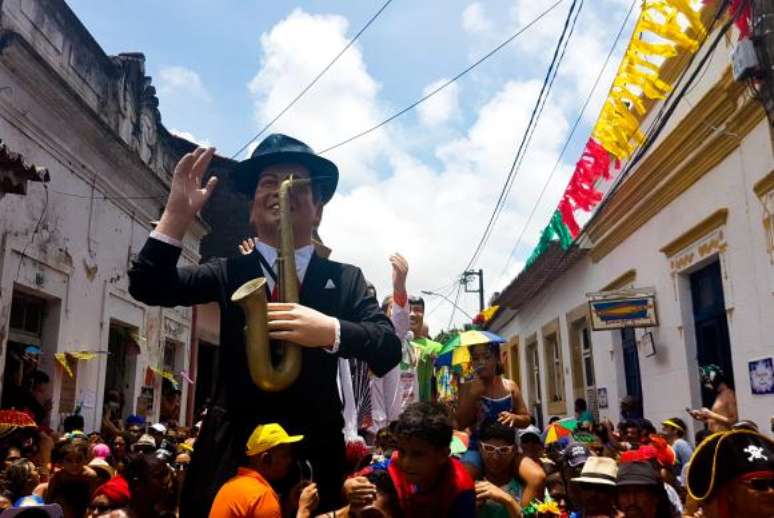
[523,0,710,264]
[55,353,73,378]
[54,350,106,378]
[526,210,574,267]
[150,366,180,390]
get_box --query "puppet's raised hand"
[157,147,218,241]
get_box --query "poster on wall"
[597,387,608,409]
[587,288,658,330]
[748,357,774,395]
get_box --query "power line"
[50,189,166,201]
[462,0,582,274]
[230,0,395,160]
[426,281,460,319]
[495,0,637,286]
[15,184,49,283]
[317,0,567,155]
[447,283,464,329]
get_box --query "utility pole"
[463,269,485,312]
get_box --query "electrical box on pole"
[463,269,485,313]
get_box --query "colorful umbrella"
[437,330,507,356]
[434,330,506,368]
[450,430,469,456]
[434,330,507,367]
[543,417,578,445]
[0,409,37,439]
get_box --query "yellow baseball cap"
[245,423,303,457]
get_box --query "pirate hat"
[232,133,338,204]
[686,429,774,502]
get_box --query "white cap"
[518,424,542,442]
[150,423,167,434]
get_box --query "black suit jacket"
[128,237,401,438]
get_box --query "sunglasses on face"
[480,442,514,456]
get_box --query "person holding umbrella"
[454,335,545,505]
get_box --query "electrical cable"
[446,282,464,329]
[317,0,567,155]
[230,0,395,159]
[15,184,49,283]
[495,0,638,285]
[462,0,582,274]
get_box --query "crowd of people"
[0,134,772,518]
[0,370,771,518]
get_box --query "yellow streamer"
[588,0,706,163]
[639,7,700,52]
[150,367,178,387]
[628,39,679,60]
[69,351,97,361]
[55,353,74,378]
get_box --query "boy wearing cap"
[129,135,401,516]
[210,423,318,518]
[661,417,692,483]
[559,442,591,514]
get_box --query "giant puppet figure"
[128,134,401,516]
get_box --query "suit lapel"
[300,253,338,313]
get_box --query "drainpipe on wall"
[185,305,199,427]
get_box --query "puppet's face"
[250,164,322,245]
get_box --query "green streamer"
[525,210,573,267]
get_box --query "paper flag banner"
[150,367,179,390]
[55,353,73,378]
[69,351,97,361]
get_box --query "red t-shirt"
[387,453,476,518]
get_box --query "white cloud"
[416,80,460,127]
[157,66,212,102]
[247,9,388,188]
[462,2,493,35]
[244,9,578,332]
[170,128,212,148]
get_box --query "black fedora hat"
[232,133,338,204]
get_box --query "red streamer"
[557,138,613,237]
[708,0,752,38]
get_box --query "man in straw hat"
[129,134,401,516]
[570,457,618,517]
[686,428,774,518]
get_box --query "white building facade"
[490,24,774,435]
[0,0,206,431]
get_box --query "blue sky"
[67,0,638,331]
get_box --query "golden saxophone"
[231,176,310,392]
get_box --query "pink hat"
[92,443,111,459]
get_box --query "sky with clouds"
[67,0,638,333]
